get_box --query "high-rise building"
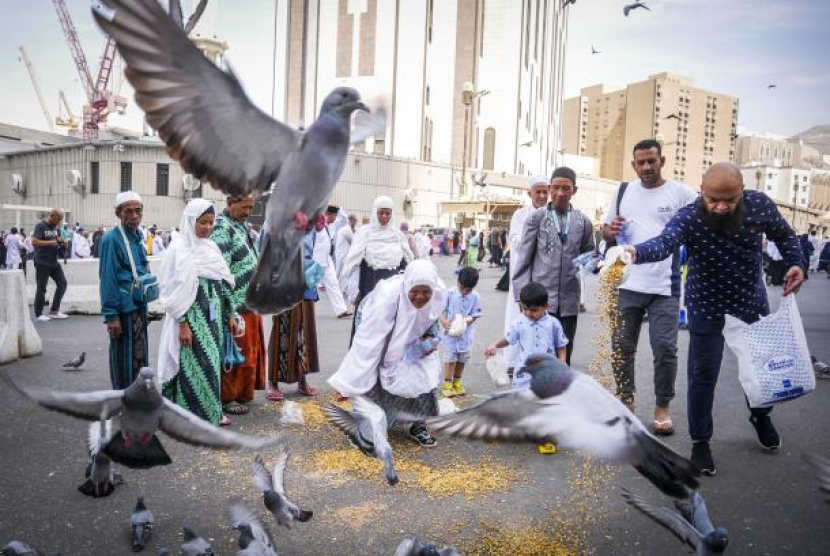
[563,72,738,187]
[270,0,570,186]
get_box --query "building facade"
[270,0,570,182]
[563,72,739,187]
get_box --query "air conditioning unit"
[11,174,25,196]
[66,169,84,192]
[182,174,201,192]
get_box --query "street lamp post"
[460,81,489,199]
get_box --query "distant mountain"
[791,125,830,156]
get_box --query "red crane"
[52,0,120,141]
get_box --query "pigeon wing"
[804,453,830,502]
[159,399,281,449]
[228,500,277,553]
[322,403,362,437]
[92,0,302,196]
[393,536,421,556]
[88,418,112,456]
[621,489,699,550]
[1,373,124,421]
[427,390,548,442]
[252,454,274,493]
[168,0,183,28]
[272,447,288,495]
[350,109,388,145]
[183,0,208,34]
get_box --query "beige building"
[563,72,738,187]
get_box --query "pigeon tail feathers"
[246,232,306,314]
[632,430,700,498]
[104,431,172,469]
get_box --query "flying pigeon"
[180,526,214,556]
[803,453,830,504]
[563,0,577,6]
[228,500,279,556]
[591,45,600,54]
[394,536,462,556]
[91,0,386,315]
[78,413,123,497]
[2,367,281,469]
[622,489,729,555]
[767,84,777,90]
[323,396,399,486]
[623,2,650,16]
[62,352,86,370]
[252,450,313,529]
[427,355,699,498]
[131,496,154,552]
[665,113,681,121]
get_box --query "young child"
[485,282,568,454]
[440,267,482,397]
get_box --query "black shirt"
[33,220,59,267]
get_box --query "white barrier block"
[0,270,43,364]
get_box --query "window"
[90,161,100,194]
[156,163,169,196]
[120,162,132,192]
[483,127,496,170]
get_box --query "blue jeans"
[687,314,771,443]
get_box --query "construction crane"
[56,90,80,132]
[52,0,123,141]
[18,46,56,133]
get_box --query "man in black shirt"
[32,209,69,321]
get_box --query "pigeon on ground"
[2,367,281,469]
[427,355,699,498]
[78,413,123,497]
[228,500,278,556]
[591,45,600,54]
[1,541,45,556]
[91,0,386,315]
[803,453,830,504]
[180,526,214,556]
[623,2,650,16]
[394,536,462,556]
[323,396,399,486]
[62,352,85,370]
[131,496,154,552]
[622,489,728,555]
[252,451,313,529]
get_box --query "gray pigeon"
[623,2,650,16]
[78,413,123,497]
[622,489,728,554]
[180,526,214,556]
[394,535,462,556]
[427,354,699,498]
[2,367,281,469]
[131,496,154,552]
[91,0,385,315]
[323,396,399,486]
[228,500,278,556]
[1,541,43,556]
[252,451,313,528]
[803,453,830,504]
[167,0,208,34]
[62,352,85,370]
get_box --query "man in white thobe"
[504,175,550,371]
[4,228,24,270]
[315,205,351,318]
[71,230,91,259]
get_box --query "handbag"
[118,225,159,305]
[223,331,246,372]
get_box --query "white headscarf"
[340,196,413,280]
[157,199,234,384]
[328,260,446,396]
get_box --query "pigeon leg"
[124,435,132,450]
[139,433,152,446]
[293,211,309,230]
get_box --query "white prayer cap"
[115,191,143,207]
[528,175,549,188]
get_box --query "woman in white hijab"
[329,259,446,446]
[157,199,238,427]
[340,196,414,342]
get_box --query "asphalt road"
[0,257,828,555]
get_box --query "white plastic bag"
[447,314,468,337]
[486,352,511,387]
[280,401,305,425]
[437,397,458,416]
[599,246,631,286]
[723,295,815,408]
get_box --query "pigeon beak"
[355,101,370,113]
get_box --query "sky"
[0,0,828,139]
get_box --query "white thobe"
[314,226,348,315]
[4,234,23,268]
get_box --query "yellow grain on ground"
[462,521,578,556]
[326,500,388,530]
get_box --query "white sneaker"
[36,315,51,322]
[49,312,68,319]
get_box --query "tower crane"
[18,46,56,133]
[56,90,80,132]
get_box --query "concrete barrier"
[24,256,164,315]
[0,269,43,364]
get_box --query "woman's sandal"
[297,384,318,397]
[266,388,284,402]
[222,401,249,415]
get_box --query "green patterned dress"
[162,276,235,425]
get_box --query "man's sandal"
[223,401,249,415]
[652,419,675,436]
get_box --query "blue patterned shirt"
[505,313,569,366]
[441,287,482,353]
[634,190,804,323]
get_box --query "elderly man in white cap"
[98,191,152,389]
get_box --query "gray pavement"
[1,257,829,555]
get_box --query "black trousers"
[551,312,578,366]
[34,264,67,317]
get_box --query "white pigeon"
[428,354,699,498]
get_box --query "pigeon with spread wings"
[91,0,385,314]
